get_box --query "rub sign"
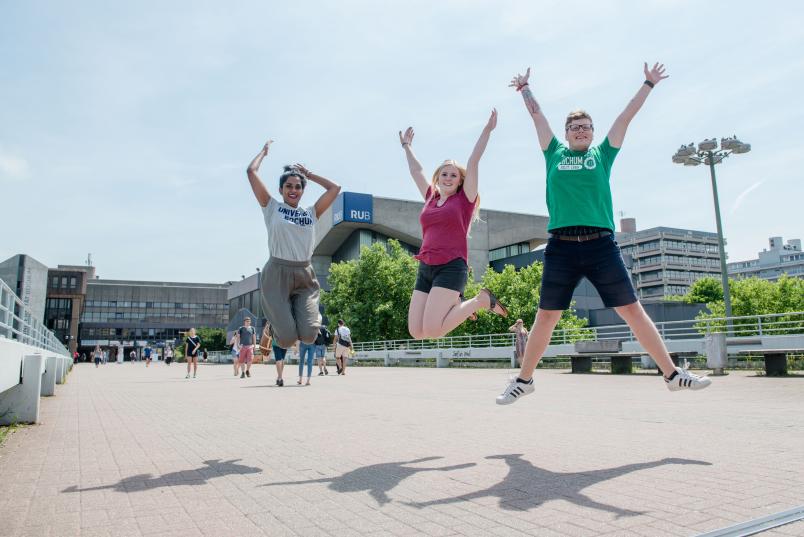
[332,192,373,225]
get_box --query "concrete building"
[79,278,229,359]
[0,254,49,326]
[45,264,96,354]
[616,219,722,302]
[728,236,804,281]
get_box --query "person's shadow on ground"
[61,459,262,493]
[260,456,475,506]
[406,454,712,517]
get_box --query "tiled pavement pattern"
[1,364,803,537]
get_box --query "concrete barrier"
[1,338,71,424]
[0,354,44,425]
[41,355,57,396]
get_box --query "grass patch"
[0,423,23,446]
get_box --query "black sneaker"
[275,378,280,386]
[278,378,284,387]
[318,372,324,376]
[240,372,245,379]
[246,370,250,378]
[324,369,329,375]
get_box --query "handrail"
[0,278,69,356]
[352,311,804,351]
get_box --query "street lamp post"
[672,136,751,331]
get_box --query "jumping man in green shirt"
[497,63,712,405]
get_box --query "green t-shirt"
[542,136,620,231]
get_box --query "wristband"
[643,80,655,89]
[516,83,529,92]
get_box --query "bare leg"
[408,290,428,339]
[518,309,564,381]
[420,288,490,339]
[614,302,676,377]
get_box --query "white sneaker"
[496,378,535,405]
[665,367,712,391]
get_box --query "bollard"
[41,356,57,396]
[384,353,391,367]
[55,357,65,384]
[436,351,449,368]
[705,333,728,376]
[511,350,518,368]
[0,354,44,425]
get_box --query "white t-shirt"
[336,326,352,344]
[262,197,317,262]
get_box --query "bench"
[737,349,804,376]
[559,352,644,374]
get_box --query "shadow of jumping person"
[406,454,712,517]
[260,456,475,506]
[62,459,262,493]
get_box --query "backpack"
[322,326,333,345]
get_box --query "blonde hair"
[429,160,481,231]
[565,109,593,129]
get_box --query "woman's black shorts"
[414,258,468,294]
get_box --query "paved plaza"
[1,363,803,537]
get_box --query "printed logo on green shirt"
[556,153,597,171]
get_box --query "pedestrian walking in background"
[185,328,201,379]
[333,320,352,376]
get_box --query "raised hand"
[262,140,274,154]
[644,62,668,86]
[508,67,531,91]
[484,108,497,132]
[291,163,311,177]
[398,127,414,147]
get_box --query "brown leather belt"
[549,231,612,242]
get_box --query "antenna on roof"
[86,253,92,266]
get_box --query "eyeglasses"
[566,124,594,132]
[283,184,304,190]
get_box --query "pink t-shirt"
[415,187,476,266]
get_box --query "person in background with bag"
[185,328,201,379]
[165,345,173,366]
[333,319,352,376]
[315,325,331,376]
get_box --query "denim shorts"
[539,235,637,310]
[414,258,468,294]
[315,345,326,358]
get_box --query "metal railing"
[352,311,804,352]
[0,278,69,356]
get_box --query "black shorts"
[415,258,468,294]
[539,235,638,310]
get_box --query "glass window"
[69,277,77,288]
[61,276,68,288]
[52,276,58,288]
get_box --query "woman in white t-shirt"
[246,140,341,384]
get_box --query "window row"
[50,275,78,289]
[84,300,227,309]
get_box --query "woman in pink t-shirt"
[399,109,508,340]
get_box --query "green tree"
[322,240,418,342]
[694,275,804,335]
[196,327,228,351]
[684,277,724,304]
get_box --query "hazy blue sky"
[2,0,802,282]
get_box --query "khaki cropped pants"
[261,257,321,349]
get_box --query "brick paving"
[1,363,803,537]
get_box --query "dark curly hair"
[279,166,307,189]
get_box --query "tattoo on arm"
[522,87,540,115]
